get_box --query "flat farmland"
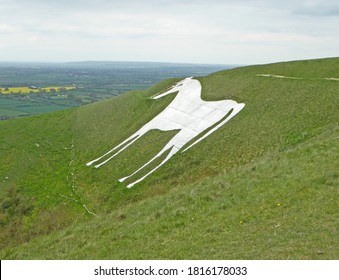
[0,96,74,119]
[0,86,75,94]
[0,61,232,120]
[0,108,21,117]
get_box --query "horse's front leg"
[86,129,145,168]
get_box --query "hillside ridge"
[0,57,338,259]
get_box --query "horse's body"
[87,77,245,188]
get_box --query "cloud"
[292,0,339,16]
[0,23,17,33]
[0,0,338,63]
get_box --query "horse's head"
[152,77,193,100]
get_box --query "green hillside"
[0,57,338,259]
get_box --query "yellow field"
[0,86,76,94]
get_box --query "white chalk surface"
[87,77,245,188]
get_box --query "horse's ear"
[151,78,187,99]
[151,86,176,100]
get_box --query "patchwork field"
[0,96,78,119]
[0,86,76,94]
[0,62,230,120]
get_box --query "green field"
[0,96,75,119]
[0,57,338,259]
[0,62,230,120]
[0,86,76,94]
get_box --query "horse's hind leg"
[120,129,198,187]
[182,103,245,152]
[86,129,145,168]
[123,146,180,188]
[118,142,177,183]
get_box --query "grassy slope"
[0,57,338,259]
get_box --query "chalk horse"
[87,77,245,188]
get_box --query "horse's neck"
[176,82,202,102]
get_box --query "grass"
[2,122,337,259]
[0,57,338,259]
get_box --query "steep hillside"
[0,57,338,259]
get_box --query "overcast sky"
[0,0,338,64]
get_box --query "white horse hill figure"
[87,77,245,188]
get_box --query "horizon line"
[0,60,242,67]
